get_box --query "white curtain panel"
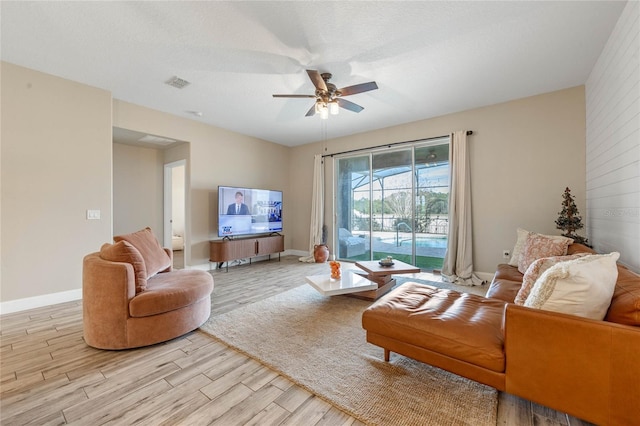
[442,131,484,285]
[299,154,324,263]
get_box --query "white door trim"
[163,160,186,249]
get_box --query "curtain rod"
[321,130,473,158]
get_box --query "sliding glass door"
[336,155,371,260]
[414,144,450,269]
[334,139,450,270]
[371,149,414,264]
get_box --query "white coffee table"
[305,270,378,296]
[354,260,421,301]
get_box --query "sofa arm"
[82,253,136,349]
[504,303,640,425]
[161,247,173,272]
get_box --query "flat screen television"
[218,186,283,237]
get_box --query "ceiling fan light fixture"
[272,70,378,120]
[329,100,339,115]
[319,103,329,120]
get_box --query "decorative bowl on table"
[379,257,394,267]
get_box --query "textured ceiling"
[1,1,626,147]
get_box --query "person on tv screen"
[226,191,250,215]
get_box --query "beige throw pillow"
[524,252,620,320]
[517,233,573,274]
[515,253,589,305]
[114,227,171,278]
[100,241,148,293]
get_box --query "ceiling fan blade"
[305,103,317,117]
[337,98,364,113]
[272,94,315,98]
[307,69,327,92]
[339,81,378,96]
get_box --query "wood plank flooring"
[1,256,593,425]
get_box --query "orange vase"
[314,244,329,263]
[330,261,341,279]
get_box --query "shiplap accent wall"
[585,1,639,272]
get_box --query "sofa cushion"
[486,278,521,303]
[524,253,620,320]
[518,233,573,273]
[566,243,596,256]
[486,264,522,302]
[509,228,573,267]
[515,254,589,305]
[606,266,640,326]
[363,283,507,372]
[114,227,171,278]
[100,241,148,293]
[561,243,640,325]
[129,270,214,318]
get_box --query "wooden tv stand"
[209,234,284,271]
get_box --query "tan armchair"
[83,227,213,349]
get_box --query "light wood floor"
[1,256,593,425]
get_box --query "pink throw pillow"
[100,241,148,293]
[515,253,588,305]
[518,233,573,274]
[508,228,573,267]
[114,227,171,278]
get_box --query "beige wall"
[112,143,164,241]
[113,100,291,266]
[289,86,587,274]
[1,62,112,302]
[288,142,324,255]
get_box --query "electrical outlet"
[502,250,510,259]
[86,209,101,220]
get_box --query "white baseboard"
[190,249,312,271]
[0,288,82,315]
[285,249,309,257]
[475,271,495,283]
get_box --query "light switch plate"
[87,209,101,220]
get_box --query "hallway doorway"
[164,160,186,269]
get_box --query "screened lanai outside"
[334,139,450,270]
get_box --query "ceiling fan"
[273,69,378,119]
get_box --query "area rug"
[200,284,497,425]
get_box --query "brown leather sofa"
[362,244,640,425]
[83,228,214,350]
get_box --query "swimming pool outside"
[351,232,447,253]
[380,236,447,249]
[341,232,448,270]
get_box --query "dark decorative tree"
[555,187,590,246]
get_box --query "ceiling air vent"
[165,76,190,89]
